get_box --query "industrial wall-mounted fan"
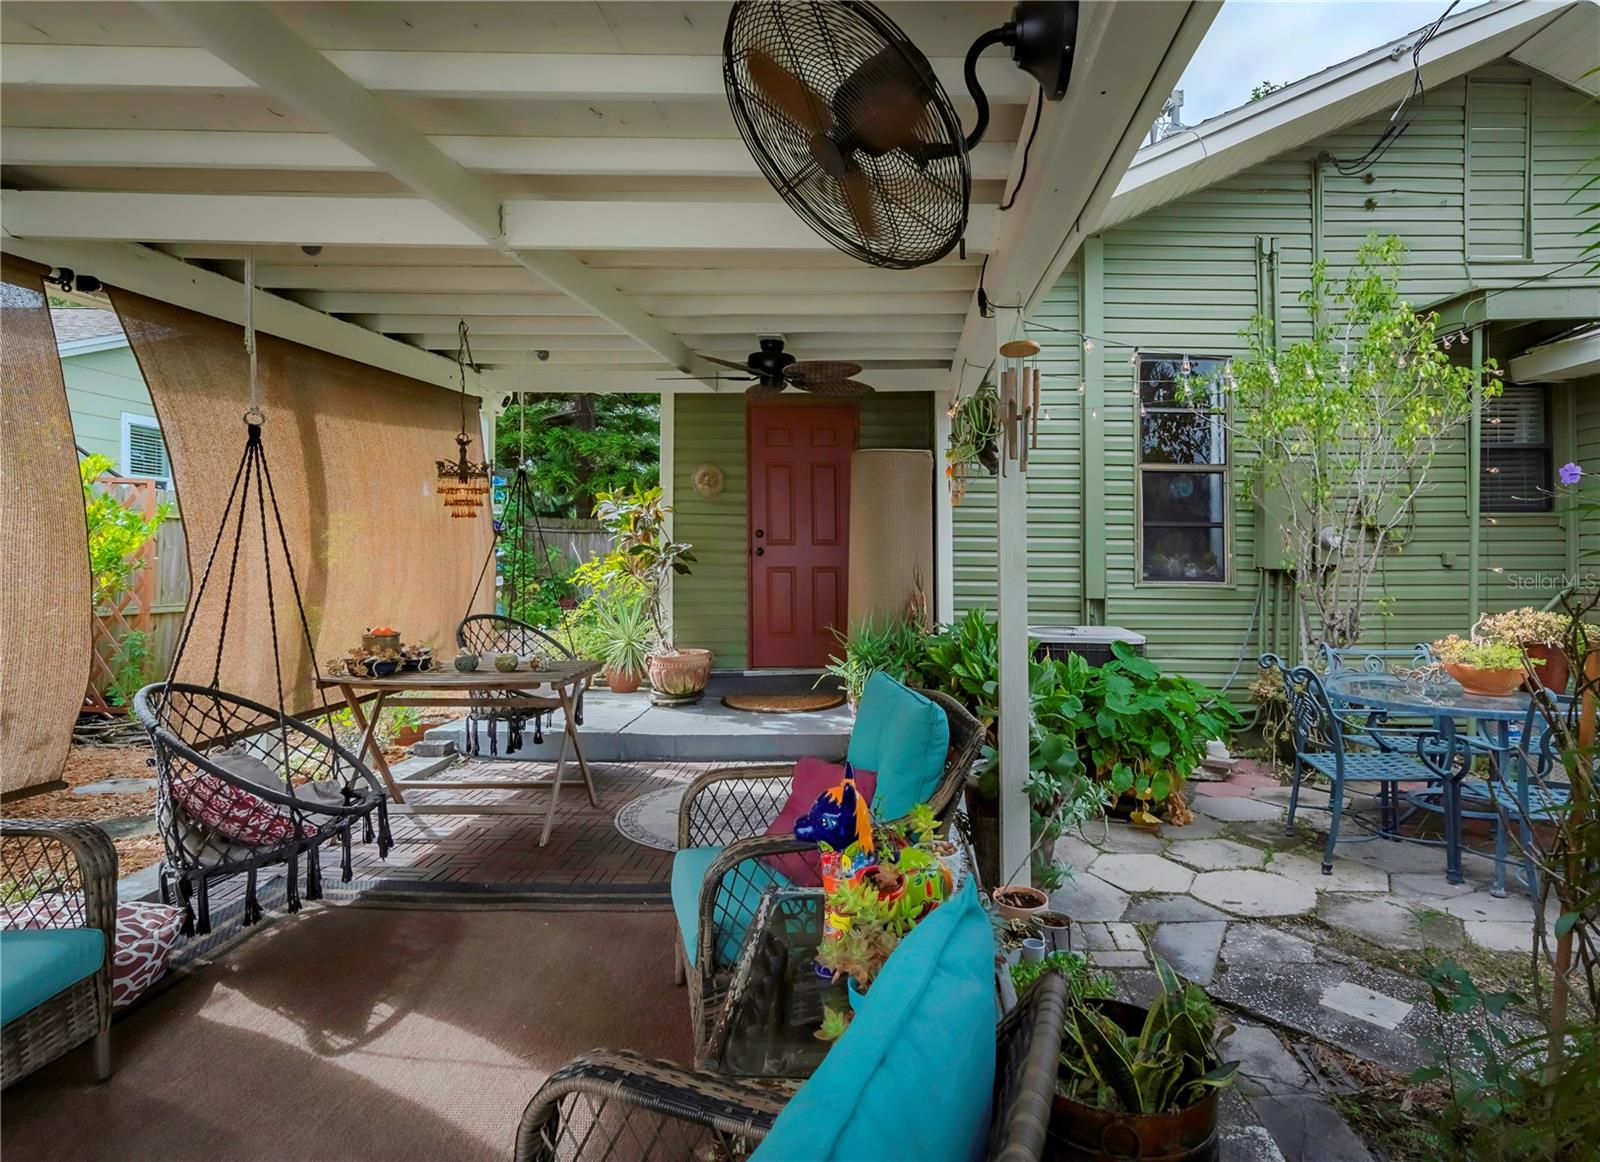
[664,337,874,397]
[723,1,1078,270]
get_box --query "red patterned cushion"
[760,757,878,886]
[171,762,295,847]
[2,896,183,1008]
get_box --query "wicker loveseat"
[514,971,1068,1162]
[1,819,117,1088]
[672,683,983,1061]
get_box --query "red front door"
[748,403,856,668]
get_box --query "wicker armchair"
[674,688,983,1062]
[513,971,1068,1162]
[1,819,117,1087]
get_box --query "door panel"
[749,404,856,668]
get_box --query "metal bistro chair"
[454,614,587,757]
[1262,654,1450,874]
[1318,642,1442,752]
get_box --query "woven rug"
[2,901,692,1162]
[614,784,685,851]
[721,691,846,713]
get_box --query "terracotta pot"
[1524,644,1570,695]
[1050,999,1221,1161]
[992,884,1049,921]
[391,725,426,748]
[645,648,712,704]
[606,666,642,694]
[1445,661,1524,697]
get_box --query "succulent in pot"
[1475,607,1575,694]
[454,651,480,673]
[494,652,520,673]
[1432,634,1533,697]
[593,593,654,695]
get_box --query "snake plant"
[1058,956,1239,1115]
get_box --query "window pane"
[1143,526,1226,582]
[1482,384,1547,446]
[1140,355,1226,405]
[1142,410,1226,465]
[1142,471,1225,525]
[1481,448,1551,512]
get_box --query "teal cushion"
[752,878,996,1161]
[847,673,950,820]
[0,928,105,1026]
[672,846,787,968]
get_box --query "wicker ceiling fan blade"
[840,168,877,240]
[785,360,864,385]
[700,354,756,372]
[798,377,874,397]
[745,382,788,400]
[747,48,833,136]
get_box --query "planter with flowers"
[1432,634,1532,697]
[1475,607,1575,694]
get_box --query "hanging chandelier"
[437,318,491,518]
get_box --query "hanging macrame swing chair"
[454,383,587,758]
[134,264,390,936]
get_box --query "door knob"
[755,528,765,538]
[755,547,765,556]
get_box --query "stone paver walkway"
[1051,759,1554,1162]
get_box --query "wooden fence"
[85,475,188,712]
[535,518,609,568]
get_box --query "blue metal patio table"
[1323,671,1535,886]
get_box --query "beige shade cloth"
[847,448,934,628]
[0,256,92,793]
[110,289,492,713]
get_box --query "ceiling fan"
[665,337,874,398]
[723,1,1078,269]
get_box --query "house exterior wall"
[673,391,934,668]
[61,343,156,469]
[954,62,1596,692]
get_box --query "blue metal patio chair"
[1262,654,1450,875]
[1318,642,1441,752]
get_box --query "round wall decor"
[692,463,725,497]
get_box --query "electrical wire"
[1323,0,1459,177]
[998,88,1044,212]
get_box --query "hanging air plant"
[437,319,491,518]
[944,383,1001,504]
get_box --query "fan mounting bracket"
[1005,2,1077,102]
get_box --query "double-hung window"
[1480,383,1551,513]
[1138,354,1229,583]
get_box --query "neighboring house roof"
[51,307,128,357]
[1100,0,1598,232]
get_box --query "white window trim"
[119,411,169,486]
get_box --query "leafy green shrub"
[822,615,929,704]
[1009,950,1115,1001]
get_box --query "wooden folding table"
[317,659,602,846]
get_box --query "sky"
[1173,0,1480,127]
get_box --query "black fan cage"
[724,0,971,270]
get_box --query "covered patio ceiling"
[1,0,1216,400]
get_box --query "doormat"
[720,691,846,714]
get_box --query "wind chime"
[998,338,1043,473]
[437,319,491,518]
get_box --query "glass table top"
[1324,671,1536,722]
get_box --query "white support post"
[995,309,1032,889]
[659,389,677,641]
[934,398,956,625]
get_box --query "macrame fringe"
[363,812,374,846]
[305,843,323,901]
[342,826,354,881]
[243,865,262,926]
[176,876,196,937]
[196,876,212,936]
[286,852,302,914]
[377,800,393,856]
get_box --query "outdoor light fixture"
[437,319,491,519]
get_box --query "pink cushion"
[3,896,183,1008]
[761,757,877,886]
[171,772,296,846]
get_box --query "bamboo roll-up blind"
[848,449,934,629]
[1,257,92,793]
[111,290,492,713]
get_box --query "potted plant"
[1050,957,1240,1160]
[1432,634,1532,697]
[944,382,1001,505]
[1476,607,1573,694]
[388,707,426,748]
[820,615,929,711]
[593,593,654,694]
[814,876,923,1029]
[992,883,1049,921]
[591,487,706,705]
[494,652,520,673]
[454,651,480,672]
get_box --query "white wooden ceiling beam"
[404,331,960,354]
[482,369,949,395]
[2,44,1030,104]
[363,313,967,336]
[0,237,483,395]
[0,128,1017,182]
[4,191,955,251]
[302,291,972,317]
[949,1,1221,391]
[142,1,705,381]
[246,264,979,295]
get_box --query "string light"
[1082,338,1095,352]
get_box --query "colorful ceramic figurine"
[794,763,874,856]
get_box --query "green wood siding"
[62,343,157,468]
[673,392,934,668]
[953,62,1595,693]
[1577,380,1600,571]
[1467,78,1533,261]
